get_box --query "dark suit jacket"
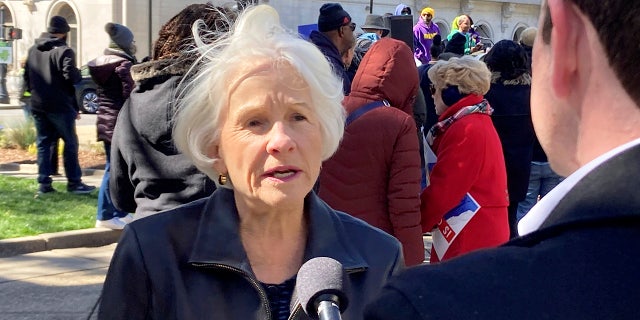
[365,143,640,319]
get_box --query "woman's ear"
[209,145,227,174]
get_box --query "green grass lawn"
[0,175,97,239]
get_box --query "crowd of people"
[21,0,640,318]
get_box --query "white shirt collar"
[518,137,640,236]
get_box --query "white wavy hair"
[427,56,491,95]
[173,5,346,187]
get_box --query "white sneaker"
[95,217,127,230]
[119,214,134,224]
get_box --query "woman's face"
[458,16,471,33]
[214,62,323,210]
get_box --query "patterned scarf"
[426,100,493,146]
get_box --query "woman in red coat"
[422,56,509,262]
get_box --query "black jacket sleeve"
[98,227,151,319]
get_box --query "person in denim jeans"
[516,139,564,221]
[24,16,95,194]
[89,23,137,229]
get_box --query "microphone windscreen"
[295,257,349,317]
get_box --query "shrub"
[0,119,36,150]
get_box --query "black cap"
[48,16,70,34]
[318,3,351,32]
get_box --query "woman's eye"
[247,119,262,127]
[293,113,307,121]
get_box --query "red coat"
[421,94,509,262]
[318,38,424,266]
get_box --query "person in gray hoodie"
[109,3,230,219]
[395,3,412,15]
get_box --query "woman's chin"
[252,183,312,207]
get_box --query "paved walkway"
[0,244,115,320]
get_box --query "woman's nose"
[266,122,295,154]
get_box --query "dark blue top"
[261,277,296,320]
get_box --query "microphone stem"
[317,301,342,320]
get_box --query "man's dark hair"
[540,0,640,105]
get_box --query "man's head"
[317,3,355,55]
[531,0,640,176]
[444,33,465,56]
[48,16,70,35]
[421,7,434,24]
[519,27,537,49]
[360,14,390,38]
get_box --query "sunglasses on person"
[429,84,437,95]
[342,22,356,31]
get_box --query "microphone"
[295,257,349,320]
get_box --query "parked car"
[74,65,98,114]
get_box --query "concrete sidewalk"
[0,244,116,320]
[0,143,122,318]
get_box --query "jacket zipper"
[288,304,303,320]
[191,262,272,320]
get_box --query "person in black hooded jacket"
[88,23,137,229]
[24,16,95,195]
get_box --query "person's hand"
[471,43,483,53]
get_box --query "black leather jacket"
[99,188,404,319]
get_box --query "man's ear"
[548,0,580,98]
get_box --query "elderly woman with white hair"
[99,4,403,320]
[421,56,509,263]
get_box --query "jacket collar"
[130,57,191,83]
[512,143,640,246]
[187,188,369,274]
[438,93,484,121]
[103,47,136,63]
[541,143,640,228]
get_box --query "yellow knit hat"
[421,7,435,17]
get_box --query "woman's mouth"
[272,170,296,179]
[264,167,301,181]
